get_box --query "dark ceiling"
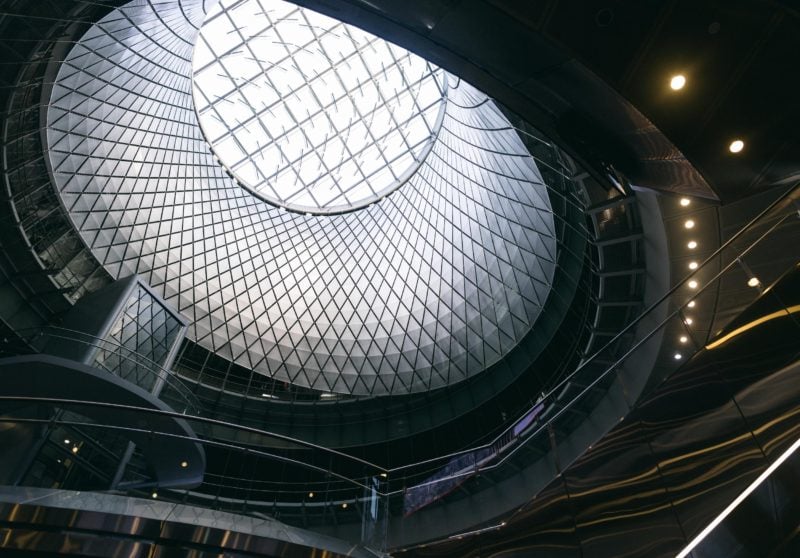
[531,0,800,202]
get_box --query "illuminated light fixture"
[670,74,687,91]
[747,277,761,288]
[180,461,188,468]
[72,446,79,454]
[679,336,688,344]
[676,434,800,558]
[64,439,70,444]
[729,139,745,153]
[308,492,314,498]
[688,280,698,289]
[342,503,348,509]
[151,491,158,499]
[688,261,698,270]
[380,473,388,478]
[688,240,698,249]
[687,300,696,308]
[684,219,695,229]
[685,317,694,325]
[260,393,277,399]
[679,197,691,207]
[674,353,682,360]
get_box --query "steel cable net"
[45,0,557,396]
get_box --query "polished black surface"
[688,420,800,558]
[402,265,800,557]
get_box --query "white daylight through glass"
[192,0,447,214]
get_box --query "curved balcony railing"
[0,183,796,553]
[379,183,799,501]
[3,326,201,417]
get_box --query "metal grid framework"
[98,285,186,374]
[193,0,447,214]
[45,0,557,396]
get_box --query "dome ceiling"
[45,0,557,396]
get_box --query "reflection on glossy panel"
[401,266,800,557]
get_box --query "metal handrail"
[2,189,797,498]
[8,325,201,416]
[2,184,795,515]
[384,181,800,478]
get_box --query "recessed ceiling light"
[679,335,688,343]
[688,240,697,249]
[180,461,188,468]
[685,317,693,325]
[670,74,687,91]
[680,197,691,207]
[687,300,696,308]
[729,139,745,153]
[688,280,698,289]
[674,353,682,360]
[747,277,760,287]
[64,439,70,444]
[308,492,314,498]
[684,219,695,229]
[151,491,158,499]
[689,261,698,270]
[342,503,348,509]
[72,446,79,454]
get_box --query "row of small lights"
[674,196,698,362]
[669,72,751,362]
[669,74,745,154]
[673,200,760,361]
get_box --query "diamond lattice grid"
[45,0,558,396]
[192,0,446,214]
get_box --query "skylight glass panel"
[193,0,447,215]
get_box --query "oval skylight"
[46,0,558,396]
[192,0,448,214]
